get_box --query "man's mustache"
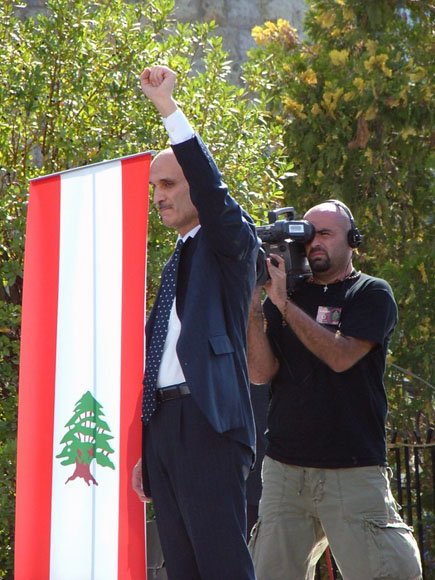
[308,246,327,258]
[156,203,172,211]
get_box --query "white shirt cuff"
[163,108,195,145]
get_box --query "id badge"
[316,306,341,325]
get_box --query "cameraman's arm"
[247,286,280,384]
[266,255,374,373]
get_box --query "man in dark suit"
[132,65,258,580]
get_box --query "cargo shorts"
[249,456,422,580]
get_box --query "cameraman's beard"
[309,256,331,272]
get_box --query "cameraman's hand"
[139,65,178,118]
[265,253,287,312]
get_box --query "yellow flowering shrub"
[283,96,307,119]
[353,77,366,93]
[400,127,417,140]
[342,6,355,20]
[321,88,344,117]
[252,19,298,48]
[316,10,336,28]
[417,263,428,284]
[251,22,276,46]
[364,54,392,77]
[365,39,378,56]
[300,69,318,85]
[329,49,349,66]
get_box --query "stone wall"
[21,0,307,77]
[171,0,307,76]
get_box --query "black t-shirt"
[264,272,397,468]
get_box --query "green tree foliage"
[0,0,290,575]
[244,0,434,431]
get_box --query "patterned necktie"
[142,238,183,424]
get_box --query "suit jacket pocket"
[208,334,235,355]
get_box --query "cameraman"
[247,201,422,580]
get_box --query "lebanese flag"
[15,152,152,580]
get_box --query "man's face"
[303,205,353,276]
[150,150,199,236]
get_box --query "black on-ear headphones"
[325,199,362,248]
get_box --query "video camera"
[256,207,315,293]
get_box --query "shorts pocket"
[248,517,261,547]
[365,518,422,579]
[248,518,275,574]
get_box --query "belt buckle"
[157,383,190,403]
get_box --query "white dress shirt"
[156,225,201,388]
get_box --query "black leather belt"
[156,383,191,403]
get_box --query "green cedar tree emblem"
[56,390,115,486]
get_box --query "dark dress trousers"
[142,134,259,580]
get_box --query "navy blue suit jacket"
[145,134,259,454]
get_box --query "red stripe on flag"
[15,175,61,579]
[118,154,151,578]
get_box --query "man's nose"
[311,231,323,244]
[153,187,164,205]
[305,233,320,250]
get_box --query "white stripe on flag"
[50,161,123,580]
